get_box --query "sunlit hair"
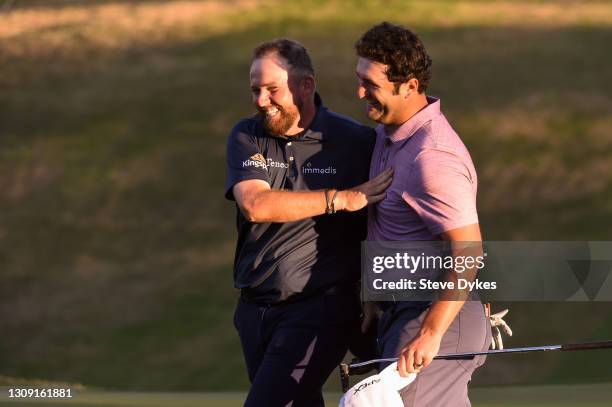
[253,38,315,83]
[355,22,432,93]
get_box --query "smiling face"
[249,55,302,136]
[355,57,408,126]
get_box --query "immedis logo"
[302,161,337,175]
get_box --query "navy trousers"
[235,293,361,407]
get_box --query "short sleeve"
[225,122,270,200]
[401,148,478,235]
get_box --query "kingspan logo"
[266,158,289,169]
[242,153,289,170]
[302,161,337,175]
[242,153,268,169]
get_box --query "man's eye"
[359,79,376,91]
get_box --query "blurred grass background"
[1,0,612,398]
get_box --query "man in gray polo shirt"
[354,22,491,406]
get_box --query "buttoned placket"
[380,138,392,173]
[285,139,297,179]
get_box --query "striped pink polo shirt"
[367,96,479,241]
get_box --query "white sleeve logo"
[242,153,268,169]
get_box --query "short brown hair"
[253,38,315,82]
[355,22,432,93]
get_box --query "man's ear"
[400,78,420,98]
[302,75,315,94]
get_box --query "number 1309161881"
[8,388,72,398]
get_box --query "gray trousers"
[378,301,491,407]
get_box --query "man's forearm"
[236,167,392,223]
[242,188,337,223]
[421,236,483,337]
[419,299,465,338]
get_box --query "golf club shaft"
[348,340,612,369]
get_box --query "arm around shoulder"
[232,167,394,223]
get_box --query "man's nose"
[255,91,270,107]
[357,85,366,99]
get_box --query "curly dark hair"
[355,22,432,93]
[253,38,315,82]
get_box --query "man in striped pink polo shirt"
[355,22,491,406]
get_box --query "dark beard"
[260,104,299,136]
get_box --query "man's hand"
[337,167,393,212]
[395,224,482,378]
[397,330,442,377]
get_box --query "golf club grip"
[561,340,612,352]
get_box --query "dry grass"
[0,374,86,388]
[274,0,612,27]
[1,0,262,40]
[479,156,612,211]
[4,139,63,202]
[3,0,612,58]
[452,89,612,213]
[0,0,265,71]
[448,1,612,27]
[3,0,611,84]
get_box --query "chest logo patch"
[302,161,337,175]
[242,153,289,170]
[242,153,268,169]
